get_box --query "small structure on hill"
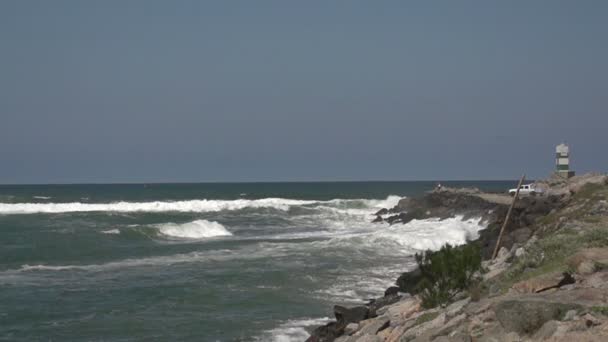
[556,143,575,178]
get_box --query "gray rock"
[532,320,559,340]
[494,300,582,335]
[503,332,522,342]
[446,298,470,317]
[344,323,359,335]
[582,313,601,327]
[368,294,401,317]
[563,310,578,321]
[356,317,389,336]
[334,305,369,326]
[353,335,381,342]
[431,313,467,338]
[334,336,351,342]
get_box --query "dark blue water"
[0,181,514,341]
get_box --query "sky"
[1,1,606,183]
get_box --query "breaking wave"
[0,196,401,215]
[155,220,232,239]
[257,317,332,342]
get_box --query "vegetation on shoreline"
[415,243,481,308]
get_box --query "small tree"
[415,243,481,308]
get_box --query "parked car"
[508,184,540,196]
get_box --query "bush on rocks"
[415,243,482,308]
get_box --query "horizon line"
[0,178,527,186]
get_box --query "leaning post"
[492,174,526,260]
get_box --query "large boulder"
[494,300,582,335]
[306,322,343,342]
[334,305,369,326]
[567,248,608,275]
[367,294,401,317]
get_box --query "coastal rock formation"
[308,173,608,342]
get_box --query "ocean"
[0,181,514,341]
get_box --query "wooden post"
[492,174,526,260]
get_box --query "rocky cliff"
[307,173,608,342]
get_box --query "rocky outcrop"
[308,174,608,342]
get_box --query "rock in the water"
[374,208,389,216]
[306,322,343,342]
[384,286,400,297]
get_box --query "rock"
[306,322,343,342]
[385,286,401,297]
[514,247,526,258]
[334,305,369,326]
[431,313,467,339]
[581,270,608,288]
[344,323,359,335]
[384,297,421,323]
[368,294,401,317]
[377,326,393,340]
[375,208,389,216]
[578,260,598,274]
[566,174,608,194]
[352,335,381,342]
[496,247,511,261]
[567,248,608,275]
[355,316,389,336]
[396,268,422,295]
[564,310,578,321]
[582,313,601,327]
[532,320,559,340]
[503,332,522,341]
[372,215,383,223]
[445,298,470,317]
[400,313,447,340]
[494,300,582,335]
[511,272,575,293]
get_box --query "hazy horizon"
[1,1,606,184]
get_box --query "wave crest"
[155,220,232,239]
[0,196,401,215]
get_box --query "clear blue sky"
[1,1,606,183]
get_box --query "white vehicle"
[508,184,540,196]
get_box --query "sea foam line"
[0,196,402,215]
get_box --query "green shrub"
[415,243,482,308]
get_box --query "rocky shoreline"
[307,173,608,342]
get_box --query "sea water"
[0,181,513,341]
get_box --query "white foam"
[101,229,120,235]
[155,220,232,239]
[259,317,332,342]
[11,250,234,274]
[0,195,402,215]
[33,196,51,200]
[3,244,289,276]
[370,216,485,251]
[0,198,316,214]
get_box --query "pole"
[492,174,526,260]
